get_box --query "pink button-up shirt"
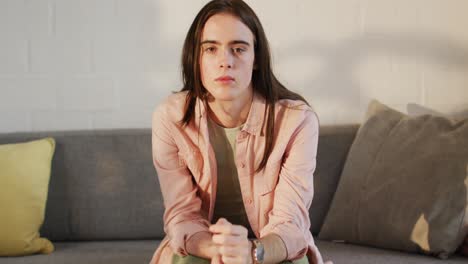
[149,91,325,264]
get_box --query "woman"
[150,0,333,263]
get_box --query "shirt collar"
[195,91,266,136]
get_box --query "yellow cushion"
[0,138,55,256]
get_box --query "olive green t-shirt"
[208,117,255,238]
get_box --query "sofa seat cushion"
[0,240,161,264]
[0,239,466,264]
[316,240,467,264]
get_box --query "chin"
[210,88,240,101]
[212,93,238,102]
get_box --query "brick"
[273,58,322,92]
[91,0,161,73]
[424,66,468,107]
[24,0,51,38]
[55,0,110,37]
[92,0,118,34]
[357,53,422,104]
[0,111,31,133]
[30,35,91,73]
[0,0,49,37]
[31,110,91,132]
[308,99,337,125]
[0,76,57,110]
[359,0,424,34]
[0,39,27,74]
[335,101,377,124]
[157,0,205,39]
[420,0,468,44]
[249,0,361,44]
[0,0,26,38]
[117,72,178,109]
[115,0,158,35]
[91,109,153,130]
[57,76,116,111]
[92,31,159,73]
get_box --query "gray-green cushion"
[319,100,468,259]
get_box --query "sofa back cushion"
[310,124,358,235]
[319,100,468,258]
[0,126,358,240]
[0,129,164,241]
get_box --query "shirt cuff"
[167,219,210,256]
[261,222,308,260]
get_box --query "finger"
[216,217,228,224]
[209,218,232,233]
[211,254,223,264]
[210,223,248,236]
[212,233,245,245]
[221,254,243,264]
[217,244,246,257]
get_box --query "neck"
[207,89,253,128]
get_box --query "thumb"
[211,254,223,264]
[216,218,228,224]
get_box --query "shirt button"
[246,198,253,204]
[240,163,245,168]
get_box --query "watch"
[251,239,265,264]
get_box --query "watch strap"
[252,239,265,264]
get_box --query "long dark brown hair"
[179,0,310,173]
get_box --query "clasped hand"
[209,218,252,264]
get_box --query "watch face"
[253,240,265,262]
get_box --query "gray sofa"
[0,125,466,264]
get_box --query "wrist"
[248,240,254,264]
[251,239,265,264]
[186,231,214,259]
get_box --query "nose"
[219,49,233,69]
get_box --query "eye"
[233,47,246,54]
[204,46,217,53]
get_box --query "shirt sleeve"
[151,106,210,256]
[260,110,324,263]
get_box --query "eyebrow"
[200,40,251,46]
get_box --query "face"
[199,13,256,102]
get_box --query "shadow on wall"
[305,32,468,256]
[277,32,468,110]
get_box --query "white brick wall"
[0,0,467,133]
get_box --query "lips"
[215,76,235,82]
